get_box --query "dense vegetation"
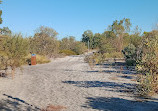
[0,26,87,79]
[0,1,158,97]
[82,18,142,65]
[0,1,87,79]
[82,18,158,96]
[0,3,87,78]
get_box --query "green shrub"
[59,50,77,56]
[136,73,158,97]
[73,42,87,55]
[136,30,158,96]
[0,34,29,79]
[122,44,137,66]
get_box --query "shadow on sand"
[82,97,158,111]
[62,81,135,93]
[86,61,137,81]
[0,94,40,111]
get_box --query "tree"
[72,41,87,55]
[60,36,87,55]
[30,26,59,57]
[0,0,2,24]
[60,36,75,50]
[102,31,116,38]
[0,34,29,79]
[108,18,131,52]
[98,36,116,54]
[0,27,12,35]
[82,30,94,49]
[92,33,101,49]
[136,30,158,96]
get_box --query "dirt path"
[0,55,158,111]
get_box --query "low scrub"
[59,50,77,56]
[136,74,158,97]
[134,31,158,97]
[85,52,123,66]
[103,52,123,58]
[84,52,105,69]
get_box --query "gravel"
[0,55,158,111]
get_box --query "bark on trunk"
[11,68,15,79]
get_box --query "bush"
[0,34,29,79]
[73,42,87,55]
[59,50,77,56]
[29,26,59,57]
[122,44,137,66]
[136,73,158,97]
[103,52,123,58]
[84,52,105,69]
[136,30,158,96]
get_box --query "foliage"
[92,33,101,49]
[0,34,29,79]
[0,27,12,35]
[0,0,2,24]
[60,36,87,55]
[0,10,2,24]
[129,35,142,48]
[136,73,158,97]
[108,18,131,52]
[84,52,105,69]
[98,37,116,54]
[136,30,158,96]
[138,30,158,74]
[82,30,94,49]
[29,26,59,57]
[72,42,87,55]
[59,50,77,56]
[59,36,76,50]
[103,52,123,58]
[122,44,137,66]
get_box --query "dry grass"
[41,105,67,111]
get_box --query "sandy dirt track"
[0,55,158,111]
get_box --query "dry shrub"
[41,105,66,111]
[84,55,95,69]
[59,50,77,56]
[103,52,123,58]
[136,31,158,97]
[36,55,50,64]
[136,74,158,97]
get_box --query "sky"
[0,0,158,40]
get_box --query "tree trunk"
[11,67,15,79]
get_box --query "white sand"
[0,55,158,111]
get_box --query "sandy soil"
[0,55,158,111]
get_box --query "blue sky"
[0,0,158,40]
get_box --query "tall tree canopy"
[30,26,59,56]
[0,0,2,24]
[82,30,94,49]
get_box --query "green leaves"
[30,26,59,56]
[0,34,29,69]
[0,10,2,24]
